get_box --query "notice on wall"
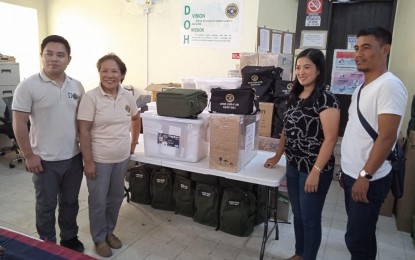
[305,0,322,27]
[330,49,365,95]
[182,0,242,48]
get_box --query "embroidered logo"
[67,92,79,100]
[225,94,235,103]
[250,75,259,82]
[125,105,131,113]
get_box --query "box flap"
[145,83,181,91]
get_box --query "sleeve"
[77,93,95,121]
[318,91,340,113]
[128,92,140,117]
[11,81,33,113]
[377,79,408,116]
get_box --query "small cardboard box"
[269,190,292,222]
[0,56,15,62]
[259,102,274,137]
[396,131,415,233]
[277,191,292,222]
[257,136,279,152]
[379,191,394,217]
[209,114,259,173]
[145,83,181,102]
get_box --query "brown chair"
[0,96,24,168]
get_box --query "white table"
[130,138,287,260]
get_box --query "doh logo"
[225,3,239,18]
[225,94,235,103]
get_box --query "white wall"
[389,0,415,134]
[0,0,299,94]
[43,0,266,93]
[257,0,298,32]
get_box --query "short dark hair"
[288,48,326,108]
[357,26,392,46]
[40,35,71,55]
[97,53,127,83]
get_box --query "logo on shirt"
[125,105,131,113]
[68,92,79,100]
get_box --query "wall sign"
[182,0,242,48]
[305,0,322,27]
[330,49,365,95]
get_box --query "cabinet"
[0,62,20,117]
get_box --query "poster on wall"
[181,0,242,48]
[305,0,322,27]
[330,49,365,95]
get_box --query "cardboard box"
[258,53,293,81]
[259,102,274,137]
[379,191,394,217]
[396,131,415,233]
[145,83,181,102]
[0,56,15,62]
[257,136,279,152]
[269,190,292,222]
[209,114,259,173]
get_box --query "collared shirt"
[12,70,85,161]
[77,85,139,163]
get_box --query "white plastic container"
[141,111,210,162]
[194,77,242,104]
[181,77,197,89]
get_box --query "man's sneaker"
[95,241,112,257]
[106,234,122,249]
[60,236,85,253]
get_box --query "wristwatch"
[359,169,372,180]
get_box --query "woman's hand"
[264,156,280,168]
[305,170,320,193]
[84,161,96,179]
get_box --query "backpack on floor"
[151,167,174,210]
[173,175,195,217]
[193,183,222,227]
[219,187,257,237]
[128,163,155,204]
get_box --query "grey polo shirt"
[12,70,85,161]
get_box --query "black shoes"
[60,236,85,253]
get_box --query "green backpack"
[128,163,156,204]
[219,187,257,237]
[151,167,174,211]
[156,88,208,119]
[193,183,222,227]
[173,175,195,217]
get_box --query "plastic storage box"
[141,111,210,162]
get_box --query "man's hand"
[25,154,43,174]
[351,176,370,203]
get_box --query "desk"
[130,139,287,260]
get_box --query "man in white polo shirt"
[12,35,85,252]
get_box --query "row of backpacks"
[126,162,272,237]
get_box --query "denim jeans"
[286,164,333,260]
[343,172,392,260]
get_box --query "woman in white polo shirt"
[77,53,141,258]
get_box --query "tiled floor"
[0,152,414,260]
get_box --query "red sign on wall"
[306,0,323,14]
